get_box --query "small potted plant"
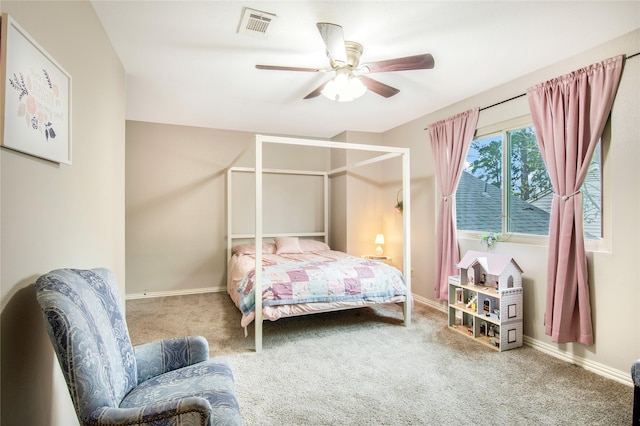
[394,189,403,214]
[480,231,503,248]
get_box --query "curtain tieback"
[557,190,581,201]
[442,195,453,201]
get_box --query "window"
[456,119,602,240]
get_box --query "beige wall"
[126,122,254,296]
[0,1,125,425]
[381,119,437,296]
[329,131,388,258]
[329,134,348,251]
[126,123,331,296]
[382,29,640,381]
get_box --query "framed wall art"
[1,13,72,164]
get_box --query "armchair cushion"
[121,357,239,416]
[36,268,242,426]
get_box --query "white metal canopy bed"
[226,134,411,351]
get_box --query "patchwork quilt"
[237,253,407,317]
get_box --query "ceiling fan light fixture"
[321,72,366,102]
[348,76,367,98]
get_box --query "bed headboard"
[226,166,329,264]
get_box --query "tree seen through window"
[457,124,601,239]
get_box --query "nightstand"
[362,255,393,265]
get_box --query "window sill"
[457,231,611,254]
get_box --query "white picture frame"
[1,13,72,164]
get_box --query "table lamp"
[375,234,385,256]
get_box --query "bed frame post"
[324,173,329,245]
[255,136,264,352]
[226,168,232,265]
[402,150,412,326]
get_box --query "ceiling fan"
[255,22,435,102]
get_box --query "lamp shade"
[375,234,385,245]
[321,72,367,102]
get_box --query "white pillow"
[274,237,303,254]
[232,243,276,255]
[299,239,331,252]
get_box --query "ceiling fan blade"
[362,53,435,73]
[316,22,347,65]
[359,76,400,98]
[256,64,324,72]
[303,81,329,99]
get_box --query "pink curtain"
[428,108,479,300]
[527,55,623,345]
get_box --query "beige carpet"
[127,293,632,425]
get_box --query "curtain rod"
[425,50,640,127]
[478,51,640,113]
[479,93,526,111]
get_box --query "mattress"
[227,249,407,327]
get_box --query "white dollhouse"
[448,250,524,351]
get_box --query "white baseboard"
[412,293,447,312]
[523,336,633,387]
[412,295,633,387]
[126,286,224,300]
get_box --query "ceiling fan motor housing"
[340,41,363,69]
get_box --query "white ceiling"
[91,1,639,139]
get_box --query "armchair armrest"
[87,396,213,425]
[135,336,209,383]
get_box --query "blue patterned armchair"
[633,359,640,426]
[36,268,242,426]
